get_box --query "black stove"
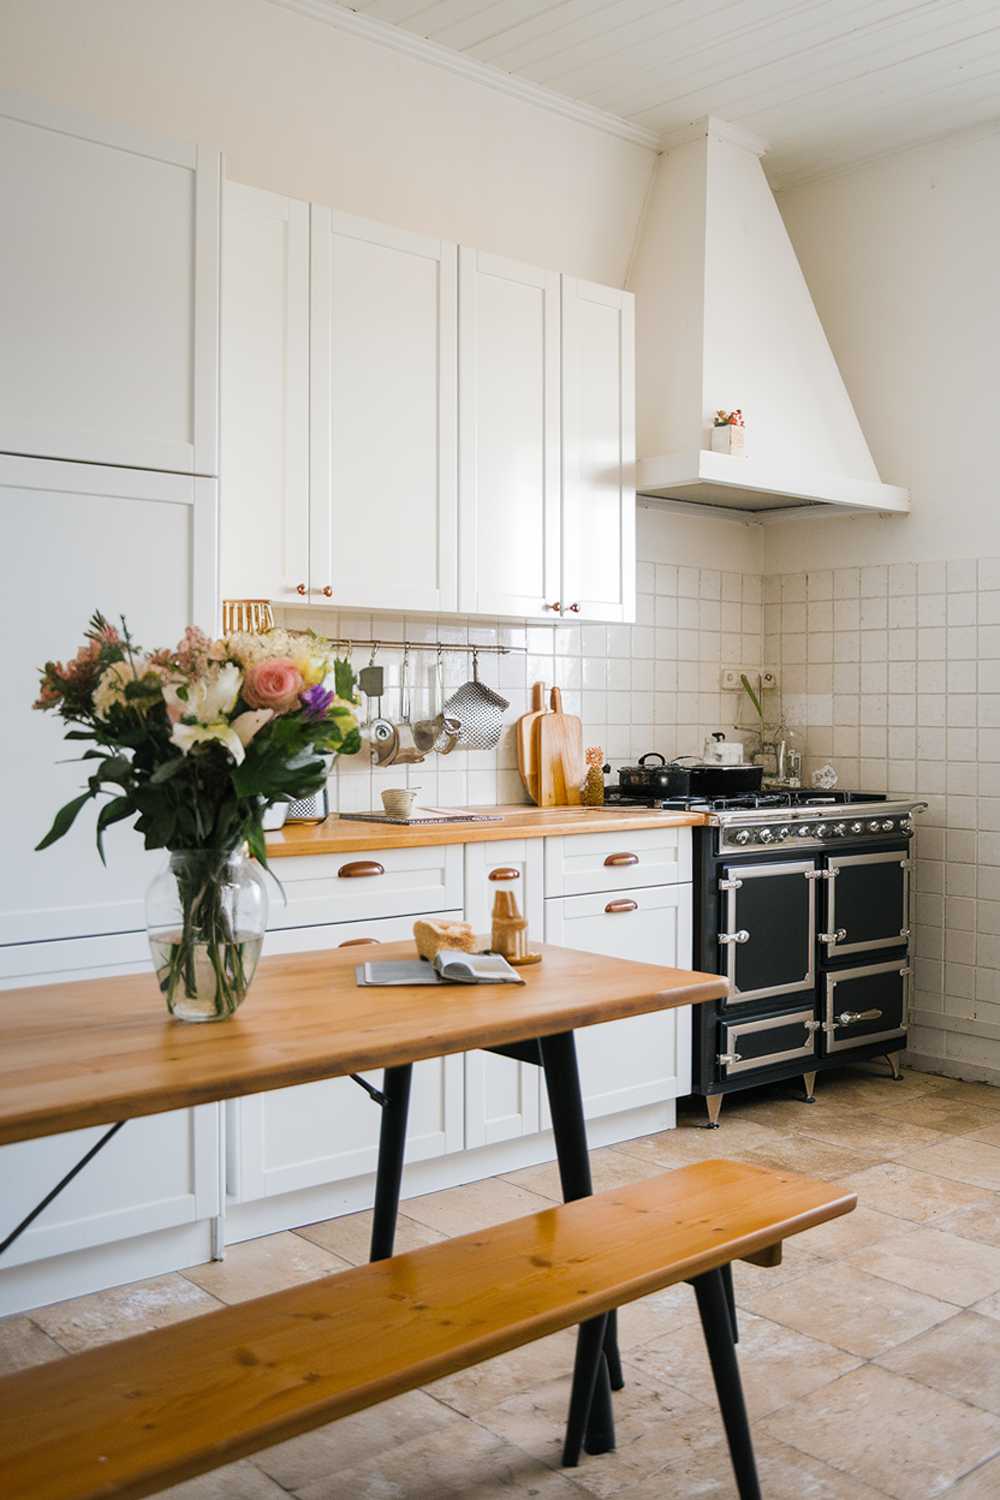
[604,786,885,814]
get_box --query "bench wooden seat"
[0,1159,855,1500]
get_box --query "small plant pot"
[711,424,745,456]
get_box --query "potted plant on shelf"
[711,408,746,456]
[33,615,361,1022]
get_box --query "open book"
[356,949,525,987]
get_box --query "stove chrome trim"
[719,1007,818,1076]
[823,960,909,1052]
[723,859,816,1004]
[825,849,910,956]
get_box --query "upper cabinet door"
[458,249,560,619]
[310,208,458,613]
[220,183,309,605]
[0,92,220,476]
[560,278,636,623]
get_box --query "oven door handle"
[835,1008,883,1026]
[819,927,847,945]
[718,929,750,946]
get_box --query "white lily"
[231,708,273,747]
[163,662,242,725]
[170,720,246,766]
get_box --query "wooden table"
[0,940,728,1459]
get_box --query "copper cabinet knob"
[337,860,385,879]
[543,602,561,612]
[604,852,639,867]
[295,583,307,596]
[322,585,333,597]
[605,899,638,914]
[489,867,521,882]
[567,602,581,613]
[338,937,380,947]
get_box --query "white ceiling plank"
[467,0,632,64]
[396,0,511,39]
[423,0,576,51]
[485,0,677,76]
[360,0,433,24]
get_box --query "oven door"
[822,848,910,958]
[717,1007,819,1078]
[719,859,818,1006]
[822,959,910,1053]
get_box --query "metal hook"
[368,642,378,665]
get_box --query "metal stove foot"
[703,1094,723,1129]
[802,1071,817,1104]
[885,1053,903,1082]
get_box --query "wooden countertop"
[266,804,706,857]
[0,942,728,1146]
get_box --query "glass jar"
[146,849,269,1022]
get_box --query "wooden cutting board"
[534,687,584,807]
[516,681,549,803]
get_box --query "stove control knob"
[776,826,791,841]
[868,820,882,834]
[798,824,813,838]
[832,823,847,838]
[733,829,752,846]
[881,819,895,833]
[900,818,913,835]
[815,824,830,839]
[850,821,864,835]
[757,828,775,844]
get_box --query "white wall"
[0,0,654,287]
[767,122,1000,1081]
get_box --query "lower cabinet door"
[719,859,817,1007]
[822,959,909,1054]
[229,913,465,1202]
[544,883,692,1120]
[463,840,544,1147]
[717,1007,818,1081]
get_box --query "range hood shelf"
[637,448,910,516]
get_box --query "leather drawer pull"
[489,867,521,882]
[604,852,638,867]
[605,899,638,914]
[338,861,385,879]
[338,938,380,948]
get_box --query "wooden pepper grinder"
[491,889,541,967]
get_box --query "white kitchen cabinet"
[560,278,635,623]
[463,840,544,1146]
[458,250,561,619]
[0,92,220,476]
[310,208,458,613]
[229,913,465,1202]
[265,844,464,931]
[220,183,309,606]
[545,883,692,1119]
[0,455,217,947]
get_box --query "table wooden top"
[266,804,706,857]
[0,942,727,1147]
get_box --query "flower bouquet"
[34,614,361,1020]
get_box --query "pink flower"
[243,658,304,714]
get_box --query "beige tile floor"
[6,1064,1000,1497]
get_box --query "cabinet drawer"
[718,1008,818,1079]
[822,959,909,1054]
[266,845,463,930]
[544,827,691,897]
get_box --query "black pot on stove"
[614,752,764,800]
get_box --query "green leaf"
[740,673,764,721]
[35,790,93,852]
[95,795,135,865]
[149,756,188,785]
[333,657,356,701]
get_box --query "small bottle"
[491,889,528,963]
[582,745,605,806]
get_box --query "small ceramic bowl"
[381,787,419,819]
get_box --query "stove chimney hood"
[628,119,909,519]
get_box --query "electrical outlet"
[761,669,779,691]
[720,668,742,691]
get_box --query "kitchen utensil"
[369,716,399,766]
[413,649,462,754]
[443,650,509,751]
[381,787,419,818]
[676,759,764,796]
[533,687,584,806]
[615,752,693,798]
[703,732,744,765]
[359,663,384,700]
[516,681,549,803]
[390,647,426,765]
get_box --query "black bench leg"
[561,1312,609,1467]
[721,1261,739,1343]
[539,1031,617,1459]
[692,1267,761,1500]
[369,1064,413,1262]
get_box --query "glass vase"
[146,849,268,1022]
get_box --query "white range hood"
[628,120,909,519]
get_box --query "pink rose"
[243,658,304,714]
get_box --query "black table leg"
[539,1031,617,1459]
[369,1064,413,1262]
[692,1268,761,1500]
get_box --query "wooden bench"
[0,1159,855,1500]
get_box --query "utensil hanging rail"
[321,638,526,656]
